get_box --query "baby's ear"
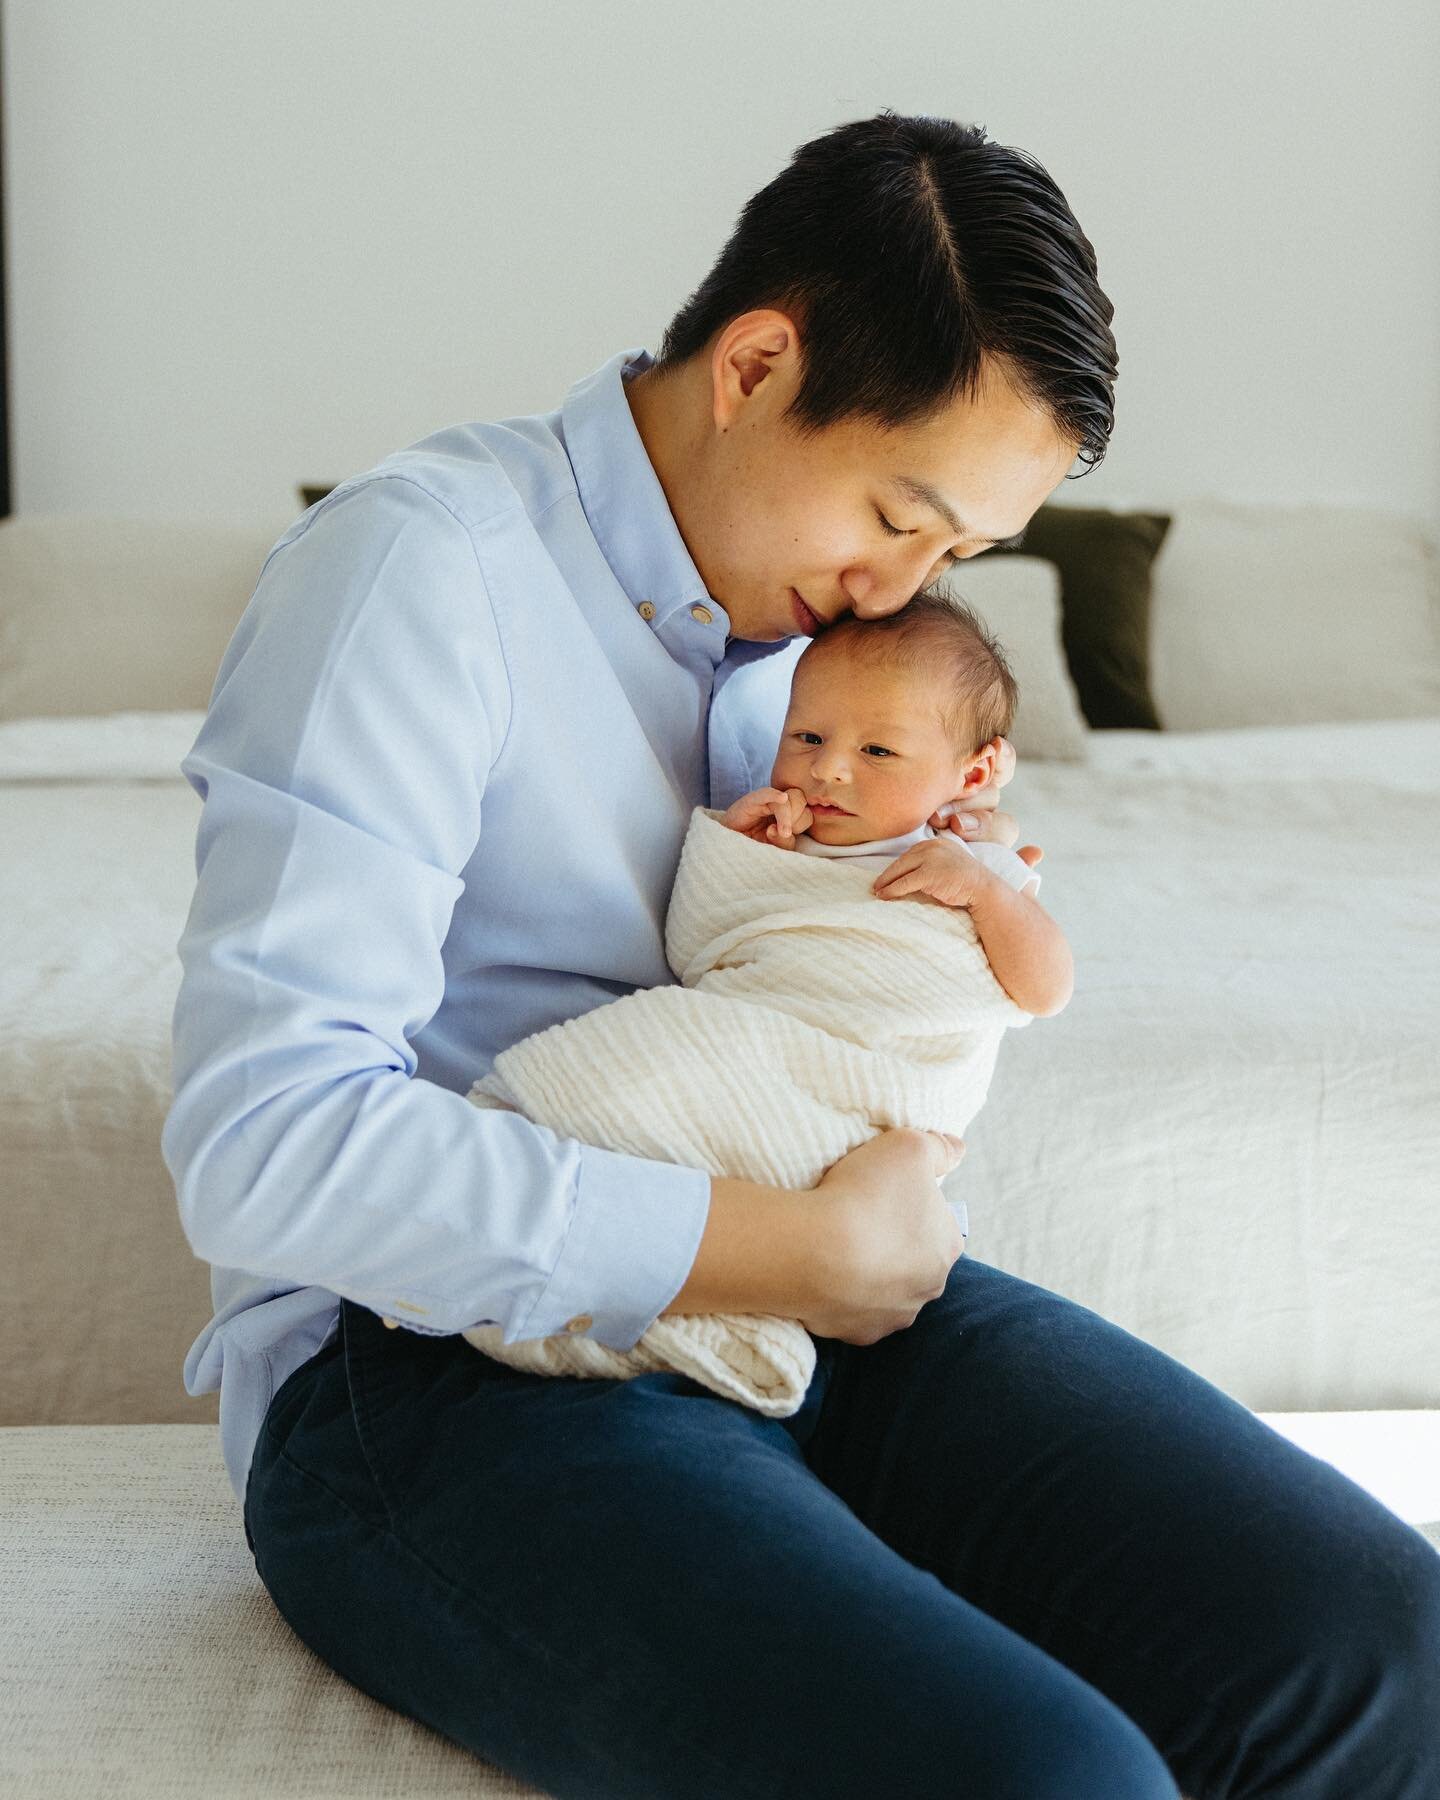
[958,745,998,793]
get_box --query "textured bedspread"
[461,805,1031,1413]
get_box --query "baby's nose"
[810,748,849,778]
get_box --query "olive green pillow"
[985,505,1172,730]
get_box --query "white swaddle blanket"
[460,805,1033,1414]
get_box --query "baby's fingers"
[766,789,806,845]
[874,874,921,900]
[779,788,810,840]
[872,854,919,897]
[766,802,795,846]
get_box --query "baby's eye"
[864,745,894,758]
[793,731,821,744]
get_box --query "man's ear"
[710,310,802,430]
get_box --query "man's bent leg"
[809,1254,1440,1800]
[243,1297,1178,1800]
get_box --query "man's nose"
[840,559,929,618]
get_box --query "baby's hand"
[872,838,993,909]
[719,786,813,849]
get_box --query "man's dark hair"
[656,111,1117,473]
[800,589,1019,755]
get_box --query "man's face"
[649,313,1078,643]
[770,642,986,846]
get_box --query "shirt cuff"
[502,1143,713,1351]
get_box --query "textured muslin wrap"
[461,805,1032,1414]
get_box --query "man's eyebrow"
[888,476,1027,550]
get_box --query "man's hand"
[871,837,995,909]
[795,1128,969,1345]
[929,734,1018,847]
[719,786,813,849]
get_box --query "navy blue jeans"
[244,1255,1440,1799]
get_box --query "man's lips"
[790,589,821,636]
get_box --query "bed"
[3,496,1438,1428]
[4,704,1436,1428]
[1,500,1436,1799]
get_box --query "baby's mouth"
[808,801,852,816]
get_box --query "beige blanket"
[461,805,1032,1414]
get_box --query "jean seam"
[337,1303,404,1534]
[256,1432,791,1800]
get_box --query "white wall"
[5,0,1438,532]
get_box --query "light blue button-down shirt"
[163,346,811,1504]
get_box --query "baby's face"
[770,645,986,845]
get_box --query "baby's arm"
[872,841,1073,1017]
[965,874,1073,1017]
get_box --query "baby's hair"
[803,589,1018,756]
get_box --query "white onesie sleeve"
[958,836,1041,898]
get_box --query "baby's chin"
[804,809,872,842]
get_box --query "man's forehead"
[845,370,1077,533]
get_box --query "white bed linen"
[956,715,1440,1409]
[4,711,1436,1419]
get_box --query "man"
[165,112,1438,1797]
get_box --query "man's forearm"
[659,1178,824,1319]
[967,875,1074,1016]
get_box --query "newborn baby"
[453,589,1072,1415]
[720,588,1072,1022]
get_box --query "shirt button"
[690,604,713,625]
[564,1313,594,1333]
[637,601,656,621]
[382,1316,399,1329]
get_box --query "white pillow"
[0,709,205,781]
[0,515,289,721]
[1149,500,1440,730]
[950,555,1091,761]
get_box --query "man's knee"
[1321,1524,1440,1782]
[996,1686,1179,1800]
[1223,1512,1440,1796]
[804,1649,1178,1800]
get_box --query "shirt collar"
[560,346,795,674]
[561,346,722,630]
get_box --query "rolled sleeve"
[505,1144,712,1349]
